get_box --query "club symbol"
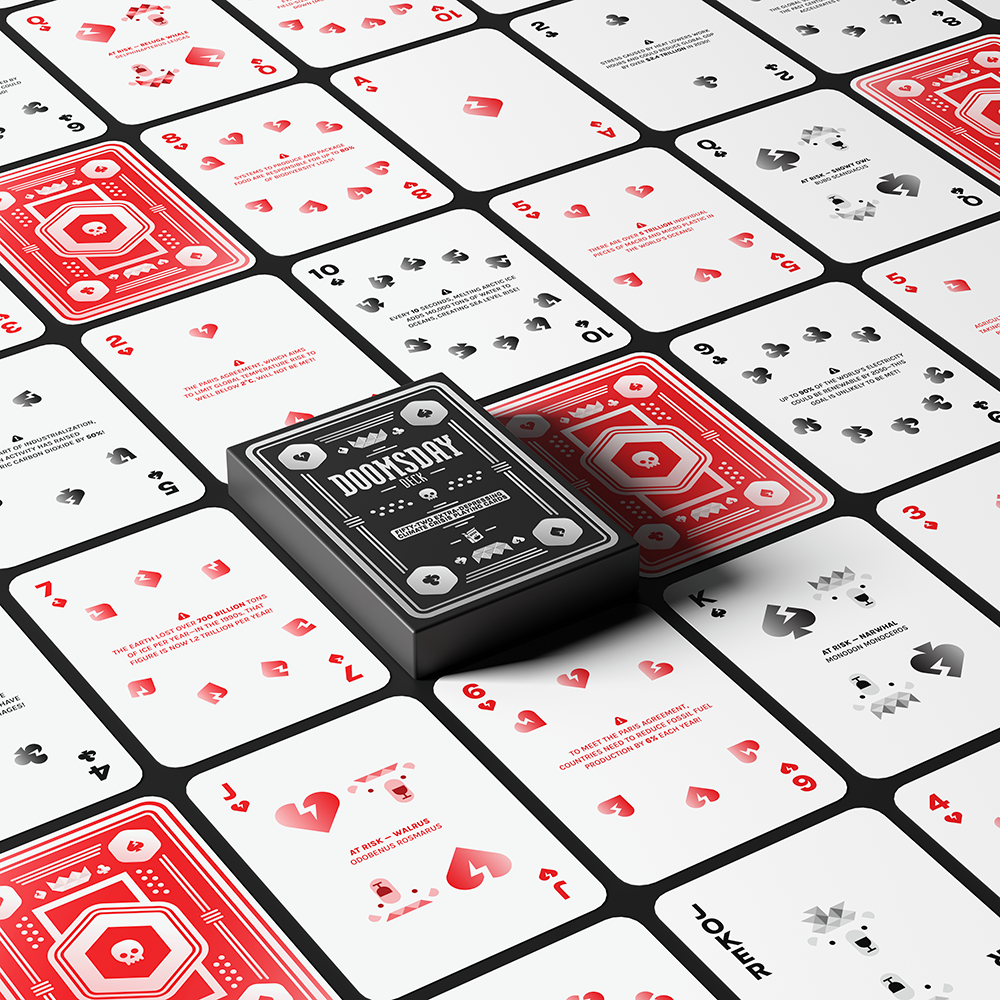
[891,416,920,434]
[742,367,772,385]
[14,744,47,765]
[923,366,953,384]
[693,75,718,88]
[842,425,873,443]
[851,326,880,343]
[762,342,789,358]
[792,417,821,434]
[922,394,952,411]
[803,326,831,343]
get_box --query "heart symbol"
[189,323,217,339]
[994,817,1000,828]
[366,160,390,174]
[319,22,346,33]
[924,521,938,529]
[513,709,546,733]
[694,268,722,282]
[479,699,496,711]
[557,668,589,688]
[899,84,911,91]
[625,185,653,198]
[944,811,963,823]
[264,120,291,132]
[278,19,303,30]
[564,204,590,218]
[597,795,634,817]
[636,994,673,1000]
[274,791,340,832]
[446,847,512,889]
[230,800,249,812]
[637,659,672,679]
[363,17,387,27]
[389,3,413,11]
[347,187,373,200]
[219,132,243,145]
[567,995,606,1000]
[613,272,642,287]
[519,421,535,430]
[200,156,224,171]
[525,211,540,219]
[292,451,310,462]
[299,200,328,214]
[685,785,720,808]
[245,199,272,212]
[727,739,760,763]
[403,181,417,189]
[729,232,754,247]
[316,120,342,133]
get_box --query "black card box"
[228,375,637,677]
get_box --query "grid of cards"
[2,1,1000,999]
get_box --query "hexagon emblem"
[68,280,110,302]
[973,50,1000,69]
[401,400,447,425]
[582,426,710,495]
[956,89,1000,136]
[886,78,923,98]
[50,902,206,999]
[108,829,161,864]
[744,481,789,507]
[505,414,550,438]
[634,523,680,549]
[0,191,14,212]
[277,444,326,471]
[175,246,218,267]
[36,202,153,257]
[81,159,122,179]
[612,374,657,398]
[532,517,582,546]
[406,566,458,594]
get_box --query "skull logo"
[82,221,107,237]
[419,488,437,501]
[111,939,144,965]
[631,450,660,469]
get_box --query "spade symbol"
[405,338,431,353]
[11,390,41,407]
[56,488,85,505]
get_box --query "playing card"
[0,142,252,324]
[187,696,606,1000]
[435,604,846,885]
[713,0,980,74]
[489,354,831,576]
[0,32,106,164]
[663,517,1000,778]
[142,83,453,256]
[854,36,1000,185]
[672,282,1000,493]
[9,507,391,767]
[0,606,141,840]
[488,146,824,333]
[82,275,398,481]
[434,917,718,1000]
[877,452,1000,612]
[896,741,1000,895]
[511,0,815,130]
[290,209,629,399]
[676,89,998,263]
[0,345,203,568]
[0,798,342,1000]
[329,29,640,192]
[655,808,1000,999]
[0,280,44,353]
[7,0,296,125]
[228,0,477,68]
[862,221,1000,373]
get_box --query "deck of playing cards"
[228,376,637,676]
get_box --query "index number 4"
[929,792,950,811]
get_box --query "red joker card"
[854,35,1000,183]
[0,798,339,1000]
[0,143,252,323]
[489,354,831,576]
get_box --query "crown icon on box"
[348,429,387,448]
[46,867,92,892]
[808,567,855,591]
[568,401,603,419]
[36,182,69,196]
[940,71,968,83]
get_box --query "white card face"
[655,808,1000,999]
[0,345,204,568]
[0,281,44,353]
[672,282,1000,493]
[142,83,453,256]
[330,28,641,191]
[896,742,1000,895]
[877,453,1000,612]
[0,606,142,839]
[0,32,107,162]
[713,0,980,74]
[862,222,1000,374]
[8,1,297,126]
[663,517,1000,778]
[435,917,718,1000]
[229,0,477,68]
[187,696,606,1000]
[435,605,846,886]
[82,275,398,481]
[291,209,629,399]
[9,507,391,768]
[676,89,998,263]
[511,0,815,130]
[488,146,823,334]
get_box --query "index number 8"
[162,132,188,150]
